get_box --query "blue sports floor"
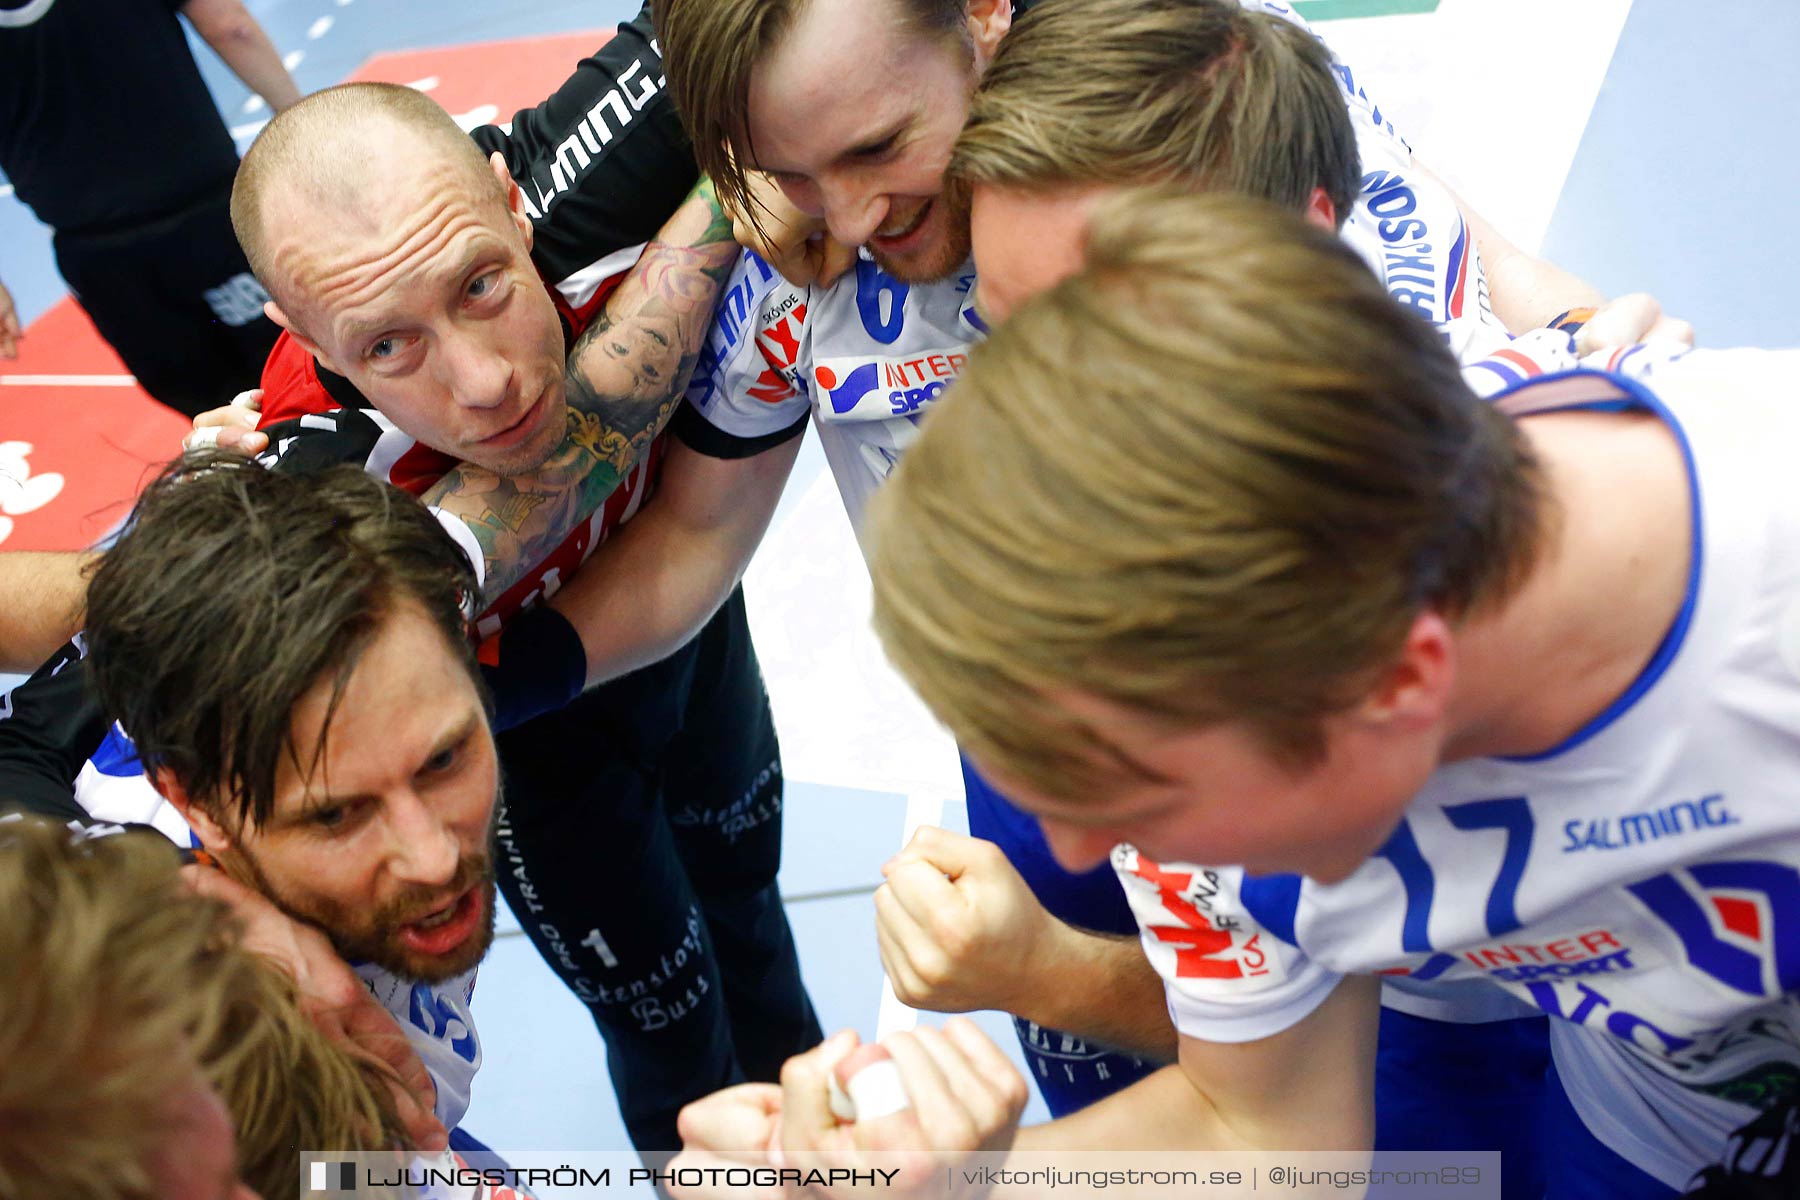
[3,0,1798,1183]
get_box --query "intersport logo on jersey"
[813,350,969,421]
[1453,929,1644,983]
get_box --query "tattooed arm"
[422,178,739,603]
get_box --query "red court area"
[0,31,607,551]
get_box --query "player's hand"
[183,389,268,455]
[0,278,21,359]
[780,1022,1029,1198]
[1575,293,1695,356]
[181,864,448,1151]
[667,1083,787,1199]
[729,171,858,289]
[876,826,1062,1016]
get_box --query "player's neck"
[1441,406,1693,761]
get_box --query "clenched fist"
[874,826,1069,1017]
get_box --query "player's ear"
[264,301,345,376]
[1303,187,1339,232]
[152,769,236,854]
[492,151,534,252]
[967,0,1012,72]
[1351,610,1455,734]
[264,300,293,335]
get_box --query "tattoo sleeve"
[422,178,739,604]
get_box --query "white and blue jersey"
[1259,1,1502,360]
[1118,348,1800,1187]
[73,727,485,1132]
[685,0,1521,1118]
[686,0,1506,540]
[688,253,981,547]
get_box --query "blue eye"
[365,333,422,364]
[468,271,500,300]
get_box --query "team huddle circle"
[0,1,1790,1199]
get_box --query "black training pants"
[492,587,822,1154]
[52,188,281,418]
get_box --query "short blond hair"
[867,190,1545,801]
[231,82,502,305]
[951,0,1359,225]
[0,817,410,1199]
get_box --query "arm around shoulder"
[1410,159,1604,334]
[548,432,803,687]
[422,178,741,601]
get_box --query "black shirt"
[469,7,698,290]
[0,0,241,234]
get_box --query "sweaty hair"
[85,453,481,831]
[0,817,411,1199]
[231,81,504,305]
[867,190,1546,802]
[653,0,967,233]
[950,0,1360,225]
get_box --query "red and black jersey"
[250,3,777,636]
[256,292,668,637]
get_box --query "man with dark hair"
[90,453,502,989]
[1,452,637,1193]
[3,451,500,1151]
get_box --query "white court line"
[874,791,947,1041]
[1,374,137,387]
